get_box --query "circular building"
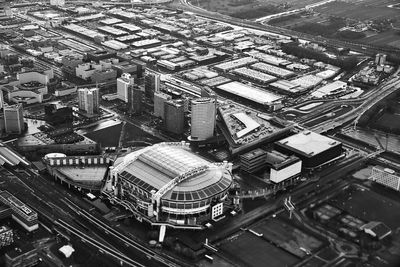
[104,142,234,229]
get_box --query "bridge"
[234,177,298,199]
[310,77,400,134]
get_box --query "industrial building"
[102,142,235,229]
[269,80,304,96]
[275,131,343,169]
[214,57,258,72]
[290,75,323,91]
[190,97,216,141]
[250,62,295,79]
[217,81,283,107]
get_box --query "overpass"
[310,77,400,133]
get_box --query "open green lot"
[220,231,299,267]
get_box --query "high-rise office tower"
[164,100,184,135]
[78,87,99,115]
[0,89,4,109]
[190,97,216,141]
[117,73,135,103]
[154,92,171,119]
[128,85,143,115]
[144,72,160,101]
[4,104,25,134]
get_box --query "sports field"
[253,218,323,258]
[372,113,400,131]
[220,231,299,267]
[328,185,400,230]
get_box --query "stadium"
[103,142,235,229]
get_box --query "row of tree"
[281,43,359,71]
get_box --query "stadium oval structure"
[104,142,234,229]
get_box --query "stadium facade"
[102,142,235,229]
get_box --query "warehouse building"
[275,131,343,169]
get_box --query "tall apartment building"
[190,97,216,141]
[78,88,99,115]
[144,72,160,101]
[375,53,386,66]
[4,104,24,134]
[164,100,184,135]
[117,73,135,103]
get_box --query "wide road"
[310,76,400,133]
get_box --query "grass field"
[315,1,400,21]
[192,0,326,19]
[220,231,299,267]
[253,218,324,258]
[372,113,400,131]
[267,0,400,47]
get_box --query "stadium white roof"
[115,144,232,201]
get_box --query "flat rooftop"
[276,131,341,157]
[217,81,283,105]
[57,166,107,182]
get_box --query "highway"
[310,77,400,133]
